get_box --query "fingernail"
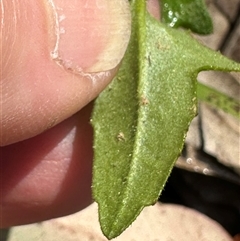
[45,0,131,73]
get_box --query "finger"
[0,103,93,227]
[147,0,161,20]
[1,0,131,146]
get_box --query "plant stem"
[197,82,240,119]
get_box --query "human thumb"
[1,0,131,145]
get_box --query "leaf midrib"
[107,0,149,237]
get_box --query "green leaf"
[92,1,240,239]
[160,0,213,34]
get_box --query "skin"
[0,0,159,228]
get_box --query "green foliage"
[92,0,240,239]
[160,0,213,34]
